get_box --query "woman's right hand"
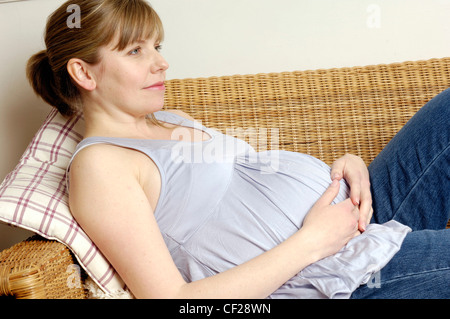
[301,179,361,261]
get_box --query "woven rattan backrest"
[0,236,87,299]
[164,57,450,165]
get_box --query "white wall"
[1,0,449,250]
[153,0,450,78]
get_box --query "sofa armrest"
[0,235,87,299]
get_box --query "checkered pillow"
[0,109,124,294]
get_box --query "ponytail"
[26,50,76,117]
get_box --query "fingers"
[345,166,367,206]
[331,154,373,232]
[317,170,372,234]
[330,157,346,181]
[358,205,374,232]
[355,177,372,231]
[358,194,372,230]
[349,199,360,225]
[341,198,361,234]
[353,230,362,238]
[315,179,340,207]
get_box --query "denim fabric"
[351,88,450,299]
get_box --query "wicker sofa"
[1,57,449,299]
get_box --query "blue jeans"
[350,89,450,299]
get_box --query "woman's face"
[90,35,169,117]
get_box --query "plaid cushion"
[0,109,124,294]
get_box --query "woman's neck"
[81,104,158,140]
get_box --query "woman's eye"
[129,47,141,55]
[155,45,162,52]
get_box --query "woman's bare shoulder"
[69,143,155,185]
[71,143,132,171]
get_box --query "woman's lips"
[144,81,165,91]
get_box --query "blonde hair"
[27,0,164,118]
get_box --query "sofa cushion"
[0,109,124,294]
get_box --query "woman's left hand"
[330,154,373,232]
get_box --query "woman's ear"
[67,58,97,91]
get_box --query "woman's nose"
[151,53,169,73]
